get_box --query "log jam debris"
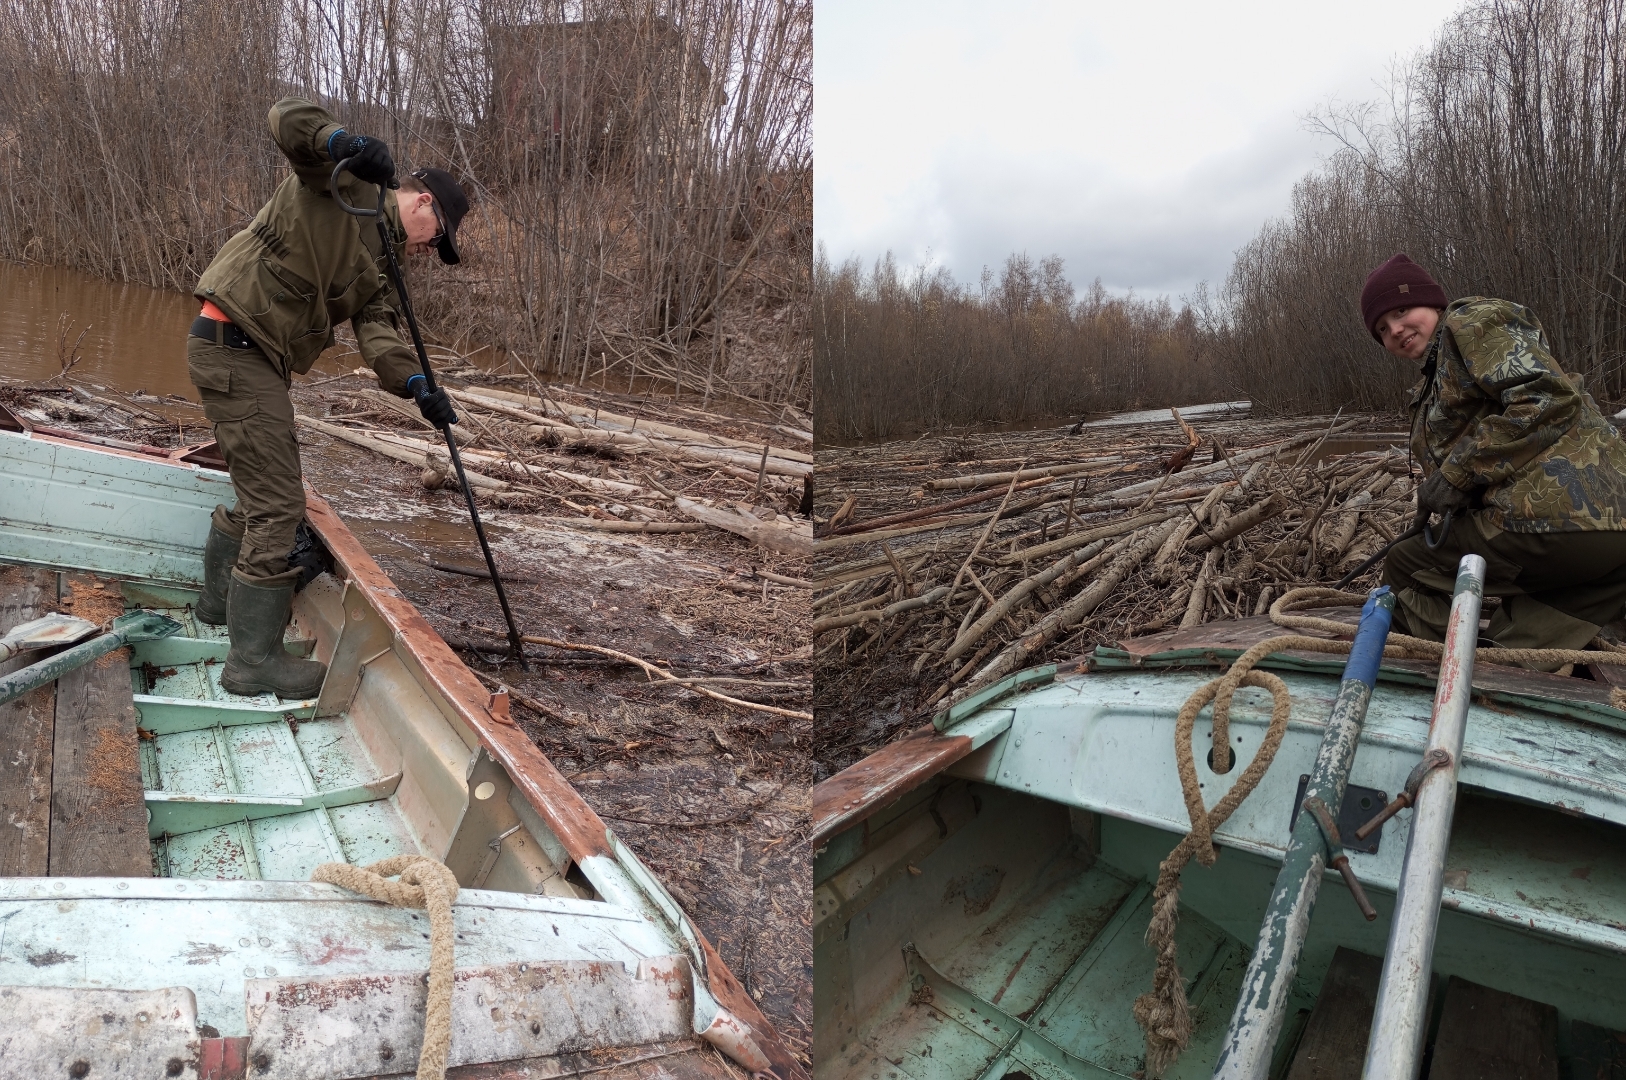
[813,410,1413,777]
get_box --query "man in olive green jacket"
[1362,254,1626,658]
[189,97,468,699]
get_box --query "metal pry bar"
[329,157,528,669]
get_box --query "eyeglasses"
[427,199,447,248]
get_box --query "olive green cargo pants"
[186,336,304,581]
[1381,510,1626,658]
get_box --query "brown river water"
[0,260,500,562]
[0,261,204,397]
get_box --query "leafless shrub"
[52,313,88,381]
[1210,0,1626,411]
[0,0,809,409]
[814,251,1220,443]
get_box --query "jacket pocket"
[225,256,316,324]
[286,327,333,375]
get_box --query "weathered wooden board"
[1286,948,1385,1080]
[1120,609,1623,712]
[1571,1019,1626,1080]
[48,653,151,876]
[1427,976,1559,1080]
[0,564,58,877]
[48,577,149,876]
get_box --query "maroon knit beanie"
[1360,254,1449,340]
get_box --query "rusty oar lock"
[1354,748,1454,842]
[1303,795,1379,921]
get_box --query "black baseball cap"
[411,167,470,265]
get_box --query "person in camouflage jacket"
[1361,254,1626,658]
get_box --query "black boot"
[194,517,243,626]
[222,569,328,699]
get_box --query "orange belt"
[200,299,232,323]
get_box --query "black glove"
[409,376,457,428]
[335,133,397,188]
[1414,469,1472,528]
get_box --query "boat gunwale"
[814,625,1626,851]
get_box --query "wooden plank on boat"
[49,582,151,876]
[1427,976,1558,1080]
[0,565,58,876]
[1118,610,1625,715]
[1572,1019,1626,1079]
[1285,948,1387,1080]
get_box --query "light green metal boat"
[813,586,1626,1077]
[0,414,800,1080]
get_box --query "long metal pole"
[327,158,528,668]
[1212,587,1395,1080]
[374,222,529,670]
[1362,554,1485,1080]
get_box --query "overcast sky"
[815,0,1470,302]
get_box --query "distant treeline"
[818,0,1626,441]
[814,253,1220,443]
[0,0,810,407]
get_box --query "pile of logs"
[814,409,1414,713]
[297,370,814,558]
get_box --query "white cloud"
[816,0,1468,299]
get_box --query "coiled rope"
[1134,586,1626,1074]
[313,855,461,1080]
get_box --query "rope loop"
[313,856,460,1080]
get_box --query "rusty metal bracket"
[1354,748,1453,842]
[1303,796,1378,921]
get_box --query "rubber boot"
[221,569,328,700]
[194,509,244,626]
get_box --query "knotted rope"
[1134,586,1626,1075]
[313,855,461,1080]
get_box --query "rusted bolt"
[379,1043,395,1062]
[166,1059,185,1077]
[252,1052,271,1074]
[69,1062,89,1079]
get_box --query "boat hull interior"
[0,427,795,1079]
[815,666,1626,1078]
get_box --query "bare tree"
[1211,0,1626,412]
[0,0,810,408]
[814,250,1217,443]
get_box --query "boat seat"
[1286,948,1386,1080]
[1427,976,1559,1080]
[0,567,150,877]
